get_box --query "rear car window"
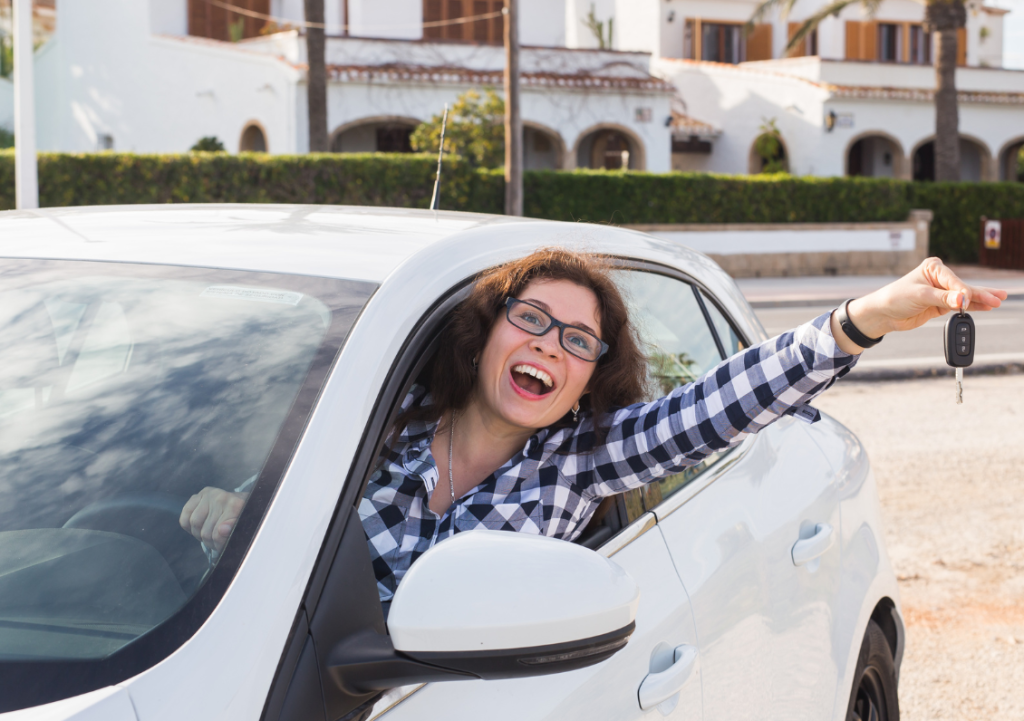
[0,259,375,711]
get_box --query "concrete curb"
[845,361,1024,382]
[749,290,1024,310]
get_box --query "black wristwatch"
[835,299,883,349]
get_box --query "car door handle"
[791,523,835,567]
[638,644,698,711]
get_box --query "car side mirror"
[327,530,639,694]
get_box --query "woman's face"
[475,279,602,432]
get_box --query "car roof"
[0,203,767,342]
[0,204,526,283]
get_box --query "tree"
[410,89,506,168]
[304,0,328,152]
[748,0,966,181]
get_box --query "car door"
[630,277,845,721]
[613,269,776,719]
[700,291,845,720]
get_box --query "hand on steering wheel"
[179,487,249,555]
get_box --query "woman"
[181,249,1007,604]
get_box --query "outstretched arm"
[831,257,1007,354]
[581,259,1007,497]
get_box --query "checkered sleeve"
[579,310,858,498]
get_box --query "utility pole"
[304,0,328,152]
[503,0,522,216]
[13,0,38,209]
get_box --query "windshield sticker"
[201,286,303,306]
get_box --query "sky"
[989,0,1024,69]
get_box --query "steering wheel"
[63,493,211,594]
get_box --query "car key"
[943,295,974,404]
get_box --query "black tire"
[845,619,900,721]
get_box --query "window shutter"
[957,27,967,66]
[424,0,443,39]
[845,21,862,59]
[492,1,503,44]
[446,0,464,40]
[746,23,772,61]
[862,21,878,60]
[902,22,910,63]
[188,0,207,38]
[787,22,805,57]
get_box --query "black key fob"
[944,312,975,368]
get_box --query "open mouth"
[510,364,555,397]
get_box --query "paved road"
[753,299,1024,375]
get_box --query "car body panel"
[0,205,900,721]
[379,525,702,721]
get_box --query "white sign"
[984,220,1001,250]
[634,107,653,123]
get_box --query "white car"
[0,205,903,721]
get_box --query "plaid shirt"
[359,311,858,602]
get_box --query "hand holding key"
[830,257,1007,358]
[944,295,974,404]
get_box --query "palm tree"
[748,0,966,181]
[304,0,329,152]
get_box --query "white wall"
[349,0,422,40]
[521,0,567,47]
[973,8,1006,68]
[36,0,299,153]
[149,0,187,35]
[565,0,615,49]
[613,0,659,54]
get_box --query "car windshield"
[0,259,374,675]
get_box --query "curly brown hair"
[398,248,648,443]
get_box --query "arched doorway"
[847,134,904,178]
[239,123,267,153]
[330,118,418,153]
[574,126,645,170]
[523,125,565,170]
[913,137,992,181]
[998,138,1024,181]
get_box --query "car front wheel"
[846,619,900,721]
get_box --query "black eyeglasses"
[504,298,608,362]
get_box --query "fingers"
[180,488,247,552]
[919,259,1008,312]
[179,493,201,532]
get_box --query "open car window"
[612,269,738,514]
[0,259,375,713]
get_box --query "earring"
[572,401,580,423]
[472,356,478,371]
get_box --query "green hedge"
[0,151,504,213]
[4,151,1024,263]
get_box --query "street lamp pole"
[503,0,522,217]
[13,0,38,209]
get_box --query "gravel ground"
[814,375,1024,721]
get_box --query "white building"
[21,0,676,172]
[6,0,1023,179]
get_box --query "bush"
[2,151,1024,263]
[190,136,226,152]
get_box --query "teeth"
[513,364,553,389]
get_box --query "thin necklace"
[447,412,457,505]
